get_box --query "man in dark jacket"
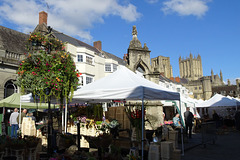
[184,107,194,138]
[235,110,240,131]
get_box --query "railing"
[201,121,217,148]
[5,50,21,61]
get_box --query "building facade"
[0,26,28,100]
[34,11,125,87]
[151,56,173,79]
[212,79,240,98]
[178,54,225,100]
[0,11,125,100]
[179,54,203,81]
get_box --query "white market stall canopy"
[196,94,238,108]
[73,66,180,101]
[73,66,181,159]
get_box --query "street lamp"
[45,87,53,155]
[45,26,53,156]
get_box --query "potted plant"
[108,119,120,138]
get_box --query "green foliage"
[16,32,80,104]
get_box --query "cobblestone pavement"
[181,129,240,160]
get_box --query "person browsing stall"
[9,108,19,138]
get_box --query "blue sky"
[0,0,239,83]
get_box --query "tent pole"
[65,99,68,133]
[141,88,144,160]
[62,109,64,134]
[19,94,22,127]
[180,100,184,156]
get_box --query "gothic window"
[4,80,17,98]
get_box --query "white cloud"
[162,0,211,18]
[145,0,159,4]
[0,0,141,41]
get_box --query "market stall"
[73,65,181,159]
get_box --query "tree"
[16,31,80,131]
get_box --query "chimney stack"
[93,41,102,51]
[39,11,48,25]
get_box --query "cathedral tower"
[179,53,203,81]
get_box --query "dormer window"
[77,53,94,65]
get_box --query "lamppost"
[45,26,53,156]
[45,87,52,156]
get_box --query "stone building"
[179,53,203,81]
[178,54,225,100]
[126,25,164,84]
[0,26,28,100]
[212,79,240,98]
[151,56,173,79]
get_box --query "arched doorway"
[136,65,145,77]
[4,80,17,98]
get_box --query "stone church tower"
[151,56,173,79]
[179,53,203,81]
[126,26,160,84]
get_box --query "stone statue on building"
[132,25,137,36]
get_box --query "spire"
[129,25,142,49]
[197,54,201,60]
[143,43,149,50]
[132,25,138,37]
[190,52,193,59]
[211,69,214,81]
[220,70,223,82]
[228,79,231,86]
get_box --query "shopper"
[173,113,181,128]
[17,108,27,124]
[9,108,19,138]
[184,107,194,138]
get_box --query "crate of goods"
[89,127,97,137]
[80,137,89,148]
[80,123,87,135]
[123,111,131,129]
[106,107,117,119]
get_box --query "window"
[177,88,181,92]
[77,55,83,62]
[86,56,93,65]
[86,76,93,84]
[221,91,226,95]
[199,87,202,90]
[105,64,112,72]
[113,64,118,72]
[195,87,198,90]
